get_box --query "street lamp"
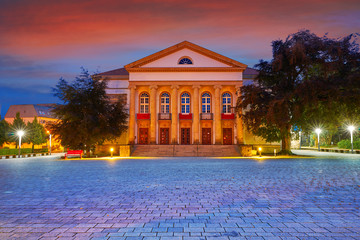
[258,147,262,157]
[17,130,24,158]
[315,128,321,151]
[348,126,355,154]
[47,130,52,155]
[110,148,114,158]
[299,131,302,150]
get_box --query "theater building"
[99,41,256,147]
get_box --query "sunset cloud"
[0,0,359,116]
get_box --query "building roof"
[4,104,55,119]
[125,41,248,70]
[243,67,259,75]
[98,68,129,76]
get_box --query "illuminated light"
[110,147,114,158]
[17,130,25,158]
[258,147,262,157]
[348,125,356,154]
[315,128,322,151]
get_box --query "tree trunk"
[86,146,91,158]
[280,126,292,155]
[32,144,34,153]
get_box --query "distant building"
[4,104,56,125]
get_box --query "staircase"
[131,145,241,157]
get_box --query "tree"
[48,68,128,157]
[0,116,10,146]
[237,30,360,154]
[27,117,47,152]
[10,112,27,147]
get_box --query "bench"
[65,150,83,159]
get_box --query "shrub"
[338,139,360,149]
[0,148,32,155]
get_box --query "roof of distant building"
[4,104,55,119]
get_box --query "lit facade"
[99,41,253,145]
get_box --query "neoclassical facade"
[99,41,256,145]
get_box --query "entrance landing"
[131,144,241,157]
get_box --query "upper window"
[202,92,211,113]
[222,93,232,113]
[160,92,170,113]
[181,92,190,114]
[178,57,193,65]
[140,92,149,113]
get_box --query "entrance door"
[202,128,212,145]
[160,128,170,145]
[139,128,148,144]
[181,128,191,145]
[223,128,232,145]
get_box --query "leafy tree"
[48,68,128,157]
[237,30,360,154]
[27,117,47,152]
[0,116,10,146]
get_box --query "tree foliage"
[27,116,47,151]
[0,116,10,146]
[48,68,128,156]
[237,30,360,154]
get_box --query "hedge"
[0,148,48,155]
[337,139,360,149]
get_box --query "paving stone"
[0,157,359,239]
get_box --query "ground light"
[258,147,262,157]
[17,130,25,158]
[348,125,355,154]
[315,128,321,151]
[110,148,114,158]
[47,130,52,155]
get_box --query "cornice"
[127,67,245,72]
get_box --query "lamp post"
[110,148,114,158]
[299,131,302,150]
[17,130,24,158]
[258,147,262,157]
[315,128,321,151]
[348,126,355,154]
[47,130,52,155]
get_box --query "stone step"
[131,145,241,157]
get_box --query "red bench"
[65,150,83,159]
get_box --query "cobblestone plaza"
[0,156,360,239]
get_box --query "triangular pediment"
[124,41,247,72]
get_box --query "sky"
[0,0,359,117]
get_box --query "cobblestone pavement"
[0,157,360,240]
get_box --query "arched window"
[178,57,193,65]
[202,92,211,113]
[140,92,149,113]
[160,92,170,113]
[222,93,232,113]
[181,92,190,113]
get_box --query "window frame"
[139,92,150,114]
[178,56,193,65]
[160,92,170,114]
[222,92,232,114]
[201,92,211,113]
[180,92,191,114]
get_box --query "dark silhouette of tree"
[0,116,10,146]
[48,68,128,157]
[237,30,360,154]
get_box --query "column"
[192,85,200,144]
[129,86,136,144]
[171,85,179,144]
[235,86,244,144]
[214,85,222,144]
[150,85,158,144]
